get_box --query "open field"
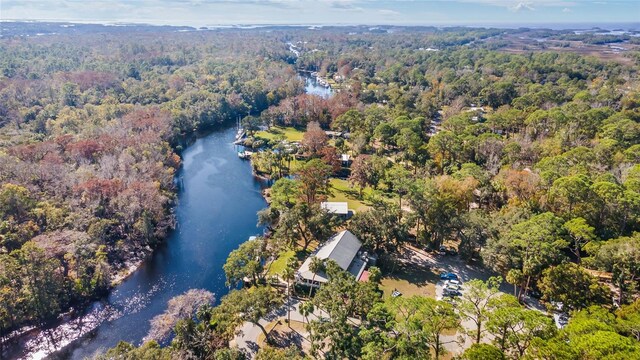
[255,126,305,142]
[266,250,297,276]
[327,178,373,213]
[380,257,438,299]
[491,34,639,65]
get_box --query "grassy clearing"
[255,126,305,142]
[380,260,438,299]
[327,178,372,213]
[266,250,297,276]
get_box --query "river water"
[51,127,268,359]
[4,127,266,359]
[303,73,333,98]
[4,73,331,360]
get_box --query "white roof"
[321,201,349,215]
[297,230,362,282]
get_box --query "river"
[4,74,331,360]
[53,127,268,359]
[303,74,333,98]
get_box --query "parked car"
[445,247,458,256]
[440,272,459,281]
[438,246,447,255]
[443,288,461,297]
[554,313,569,328]
[445,279,461,286]
[445,283,461,291]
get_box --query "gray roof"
[321,201,349,215]
[297,230,362,283]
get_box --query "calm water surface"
[303,75,333,98]
[57,127,267,359]
[5,74,330,360]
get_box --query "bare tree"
[146,289,215,342]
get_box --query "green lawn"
[380,259,438,299]
[328,178,372,213]
[255,126,305,142]
[266,250,297,276]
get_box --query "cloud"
[510,2,535,11]
[458,0,575,8]
[330,1,364,11]
[378,9,400,16]
[562,7,571,12]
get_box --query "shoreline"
[1,252,151,360]
[1,123,237,358]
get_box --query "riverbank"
[3,70,327,360]
[56,125,268,360]
[2,247,154,360]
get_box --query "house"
[466,106,486,113]
[340,154,352,166]
[325,130,343,138]
[296,230,373,288]
[321,201,349,218]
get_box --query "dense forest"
[1,24,639,359]
[0,29,302,341]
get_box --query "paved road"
[232,298,325,358]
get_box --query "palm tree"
[283,258,297,326]
[299,301,315,325]
[308,256,325,298]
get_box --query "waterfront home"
[296,230,374,288]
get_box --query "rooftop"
[297,230,362,283]
[321,201,349,215]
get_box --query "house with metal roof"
[321,201,349,218]
[296,230,372,288]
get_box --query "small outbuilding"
[321,201,349,218]
[340,154,352,166]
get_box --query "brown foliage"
[302,121,328,157]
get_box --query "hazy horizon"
[2,0,638,30]
[2,19,639,32]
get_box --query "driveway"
[400,244,547,355]
[232,298,326,358]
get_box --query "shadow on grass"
[383,260,439,287]
[380,255,439,298]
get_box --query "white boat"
[235,129,245,142]
[238,150,253,159]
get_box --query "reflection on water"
[18,279,167,360]
[7,73,330,360]
[7,126,267,360]
[303,75,333,98]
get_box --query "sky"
[1,0,639,28]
